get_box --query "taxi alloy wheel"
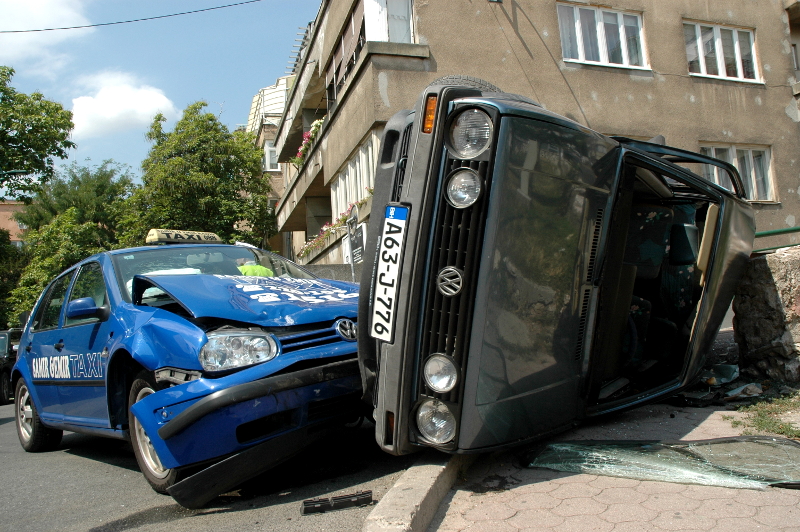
[129,371,180,493]
[14,379,62,452]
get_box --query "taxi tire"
[129,371,181,494]
[15,379,63,452]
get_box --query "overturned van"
[357,77,755,456]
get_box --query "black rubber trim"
[32,379,104,387]
[157,358,359,440]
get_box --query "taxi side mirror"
[66,297,110,321]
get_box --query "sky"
[0,0,321,179]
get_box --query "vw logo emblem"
[335,319,358,341]
[437,267,464,296]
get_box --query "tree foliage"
[14,160,135,243]
[0,229,29,328]
[8,208,107,320]
[0,66,75,199]
[116,102,273,247]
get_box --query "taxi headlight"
[446,169,482,208]
[199,332,278,372]
[417,399,456,444]
[448,108,493,159]
[423,354,458,393]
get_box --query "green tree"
[117,102,273,247]
[0,229,29,328]
[0,66,75,199]
[14,160,135,243]
[8,208,107,319]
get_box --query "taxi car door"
[57,261,114,427]
[27,271,75,419]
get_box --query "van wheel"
[129,371,180,493]
[0,371,11,405]
[15,379,62,452]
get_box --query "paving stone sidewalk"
[427,403,800,532]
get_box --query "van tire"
[430,75,501,92]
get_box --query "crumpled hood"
[133,274,358,326]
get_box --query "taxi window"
[65,262,108,327]
[33,273,73,331]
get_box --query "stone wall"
[733,247,800,382]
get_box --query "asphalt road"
[0,403,417,532]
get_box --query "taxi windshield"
[111,245,315,302]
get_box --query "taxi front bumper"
[130,358,362,471]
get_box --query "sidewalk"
[426,404,800,532]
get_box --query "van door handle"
[54,343,64,351]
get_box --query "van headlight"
[448,108,493,159]
[417,399,456,444]
[199,332,278,372]
[445,169,482,208]
[423,354,458,393]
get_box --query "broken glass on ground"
[527,436,800,489]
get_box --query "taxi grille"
[276,320,356,354]
[418,158,492,403]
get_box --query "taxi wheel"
[15,379,62,452]
[129,371,180,493]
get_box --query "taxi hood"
[132,274,358,326]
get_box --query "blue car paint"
[138,274,359,324]
[13,244,361,471]
[132,373,361,469]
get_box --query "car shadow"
[84,423,418,531]
[0,416,15,427]
[61,432,140,472]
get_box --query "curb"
[363,451,476,532]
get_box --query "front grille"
[307,392,361,421]
[276,320,356,354]
[586,209,604,283]
[418,158,492,403]
[236,408,298,443]
[390,123,414,202]
[574,288,592,361]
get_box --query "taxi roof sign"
[145,229,224,245]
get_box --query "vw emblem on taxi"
[335,319,358,341]
[436,267,464,296]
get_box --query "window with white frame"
[264,141,279,171]
[557,3,646,68]
[699,144,772,201]
[330,131,380,220]
[683,22,757,81]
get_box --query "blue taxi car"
[12,229,361,508]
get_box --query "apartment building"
[272,0,800,263]
[245,75,298,253]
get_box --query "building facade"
[273,0,800,263]
[0,201,25,247]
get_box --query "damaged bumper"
[130,358,362,473]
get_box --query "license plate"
[370,205,409,342]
